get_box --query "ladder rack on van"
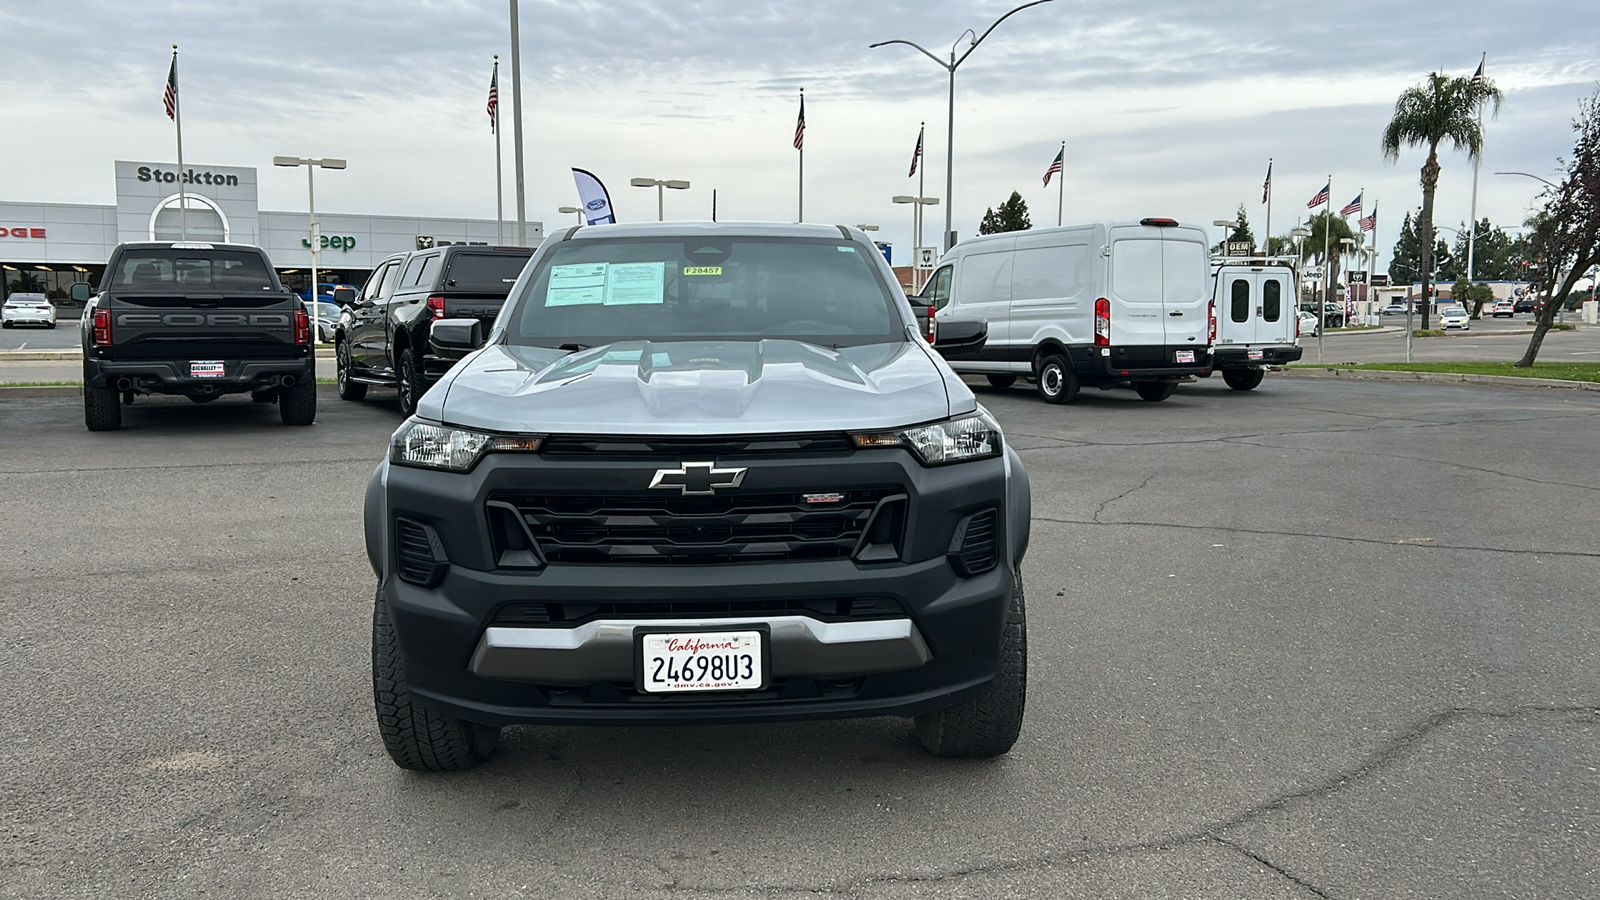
[1210,255,1299,270]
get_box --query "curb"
[0,382,347,399]
[1282,367,1600,392]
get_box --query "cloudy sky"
[5,0,1598,268]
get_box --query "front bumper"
[371,443,1027,726]
[84,355,315,393]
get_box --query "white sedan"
[1439,307,1471,330]
[2,293,57,328]
[1296,310,1320,338]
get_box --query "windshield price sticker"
[190,360,225,378]
[641,630,763,693]
[545,262,666,307]
[683,266,722,276]
[1175,350,1195,363]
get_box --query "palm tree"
[1300,211,1360,309]
[1381,71,1502,328]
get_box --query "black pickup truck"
[334,244,532,414]
[74,242,316,431]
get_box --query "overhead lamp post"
[854,224,879,231]
[1213,219,1238,256]
[630,178,691,221]
[871,0,1056,254]
[558,206,584,225]
[893,194,940,291]
[273,155,346,346]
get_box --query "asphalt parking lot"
[2,375,1597,899]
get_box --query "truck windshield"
[108,250,276,292]
[506,236,900,348]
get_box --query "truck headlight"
[390,419,542,472]
[850,410,1003,466]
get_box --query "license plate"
[639,629,764,693]
[190,360,225,378]
[1247,349,1264,361]
[1174,350,1195,363]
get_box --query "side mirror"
[931,317,987,359]
[70,282,93,302]
[429,318,483,355]
[332,287,357,305]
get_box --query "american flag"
[163,53,178,120]
[486,65,499,133]
[1307,182,1329,209]
[1043,148,1064,187]
[908,126,923,177]
[1471,56,1484,87]
[793,94,805,151]
[1359,205,1377,233]
[1340,193,1362,217]
[1262,160,1272,204]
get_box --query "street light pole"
[871,0,1056,254]
[558,206,583,224]
[273,156,346,347]
[630,178,691,222]
[894,194,940,292]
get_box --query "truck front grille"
[490,488,898,565]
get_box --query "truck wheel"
[279,378,317,426]
[986,374,1017,390]
[1135,381,1177,402]
[84,383,122,431]
[372,588,500,771]
[1222,368,1265,391]
[1035,354,1077,405]
[396,348,424,416]
[336,340,367,401]
[915,568,1027,758]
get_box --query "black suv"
[366,223,1029,770]
[335,244,532,414]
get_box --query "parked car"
[1439,307,1471,330]
[1490,299,1515,317]
[2,293,57,328]
[1379,303,1408,316]
[335,244,534,414]
[301,299,341,343]
[1296,310,1320,338]
[1513,297,1537,314]
[365,222,1026,770]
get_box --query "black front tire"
[915,568,1027,758]
[84,383,122,431]
[396,348,424,416]
[986,374,1017,390]
[372,589,501,771]
[1135,381,1177,402]
[279,378,317,425]
[336,340,367,401]
[1222,368,1265,391]
[1034,354,1078,405]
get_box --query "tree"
[1450,218,1524,281]
[1381,70,1503,328]
[1299,210,1359,306]
[1227,204,1255,248]
[978,192,1031,234]
[1517,88,1600,368]
[1389,211,1421,286]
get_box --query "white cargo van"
[917,218,1213,403]
[1205,257,1304,391]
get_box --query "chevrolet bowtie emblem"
[648,462,748,496]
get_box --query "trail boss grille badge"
[648,462,748,496]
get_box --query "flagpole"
[1466,51,1486,292]
[1319,175,1330,364]
[915,123,925,292]
[171,45,187,240]
[1263,158,1272,256]
[493,56,504,245]
[797,88,804,223]
[1056,141,1064,227]
[508,0,527,247]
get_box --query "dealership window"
[2,265,101,306]
[149,194,230,242]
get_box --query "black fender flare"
[364,460,387,578]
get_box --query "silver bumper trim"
[469,615,932,685]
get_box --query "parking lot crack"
[1092,472,1157,523]
[1207,836,1336,898]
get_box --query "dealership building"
[1,160,543,305]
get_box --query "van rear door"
[1218,267,1294,347]
[1107,225,1208,350]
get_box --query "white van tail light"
[925,305,937,342]
[1094,297,1110,346]
[1208,300,1217,343]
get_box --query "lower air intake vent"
[949,509,998,577]
[396,518,448,586]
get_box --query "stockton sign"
[135,165,241,187]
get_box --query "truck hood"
[425,339,968,436]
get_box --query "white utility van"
[1205,257,1304,391]
[917,218,1213,403]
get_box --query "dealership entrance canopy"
[1,160,542,301]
